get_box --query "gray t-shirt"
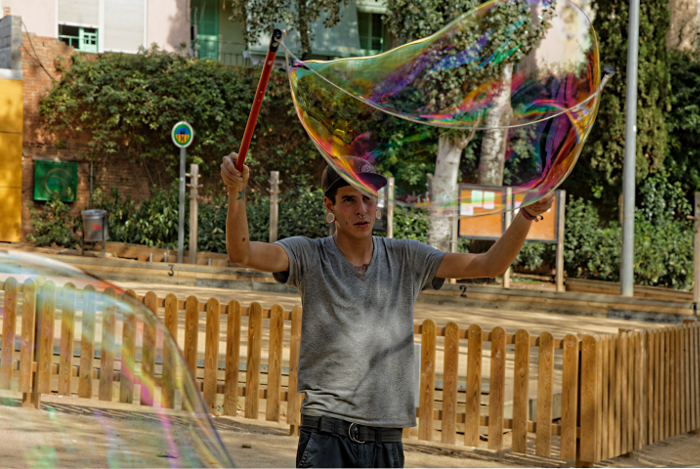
[273,236,446,427]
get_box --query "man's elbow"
[227,248,249,266]
[489,267,508,279]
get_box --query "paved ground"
[2,390,699,469]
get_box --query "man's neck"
[333,230,374,268]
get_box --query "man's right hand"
[221,153,250,190]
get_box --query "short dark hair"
[321,158,386,204]
[323,179,349,205]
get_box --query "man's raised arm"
[435,194,555,279]
[221,153,289,273]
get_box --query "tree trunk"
[427,134,473,251]
[297,0,311,57]
[478,63,513,187]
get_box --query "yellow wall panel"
[0,186,21,242]
[0,78,23,134]
[0,132,22,187]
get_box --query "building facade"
[1,0,190,54]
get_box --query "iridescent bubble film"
[285,0,600,217]
[0,251,234,468]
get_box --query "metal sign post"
[694,193,699,310]
[171,121,194,264]
[620,0,640,297]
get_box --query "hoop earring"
[325,212,335,224]
[375,209,382,220]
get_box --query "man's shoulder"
[276,236,328,252]
[376,237,421,249]
[375,237,425,257]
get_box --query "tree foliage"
[666,50,700,196]
[229,0,348,56]
[39,46,322,194]
[567,0,671,213]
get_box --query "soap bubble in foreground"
[285,0,600,217]
[0,251,234,468]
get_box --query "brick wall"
[20,33,152,242]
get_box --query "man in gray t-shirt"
[221,154,553,468]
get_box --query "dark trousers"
[296,427,405,468]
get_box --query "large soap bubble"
[0,251,234,468]
[284,0,600,217]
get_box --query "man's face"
[324,186,378,239]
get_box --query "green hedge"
[28,176,694,290]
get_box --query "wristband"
[520,207,543,222]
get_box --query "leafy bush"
[39,47,322,193]
[90,188,137,243]
[666,50,700,197]
[129,185,187,249]
[27,195,79,249]
[197,194,228,253]
[515,181,694,289]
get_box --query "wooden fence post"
[512,329,531,454]
[188,164,200,265]
[578,335,599,467]
[464,324,482,447]
[161,293,179,409]
[184,295,199,376]
[78,285,97,399]
[269,171,279,243]
[203,298,221,412]
[536,331,555,457]
[441,322,460,445]
[418,319,436,441]
[19,279,37,408]
[0,278,18,389]
[488,326,506,450]
[119,289,138,404]
[287,305,303,436]
[140,291,158,406]
[245,302,263,418]
[224,300,241,416]
[37,280,56,397]
[266,304,284,422]
[560,334,579,461]
[99,287,117,402]
[58,283,76,397]
[600,336,609,459]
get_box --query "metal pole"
[555,190,566,293]
[102,212,106,259]
[694,192,699,307]
[387,177,395,239]
[188,164,199,265]
[178,147,186,264]
[269,171,279,243]
[620,0,640,297]
[503,187,512,289]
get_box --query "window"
[191,0,219,60]
[58,25,98,53]
[357,11,385,56]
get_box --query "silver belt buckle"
[347,422,366,444]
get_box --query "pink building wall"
[146,0,190,54]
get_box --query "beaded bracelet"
[520,207,543,222]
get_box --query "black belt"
[300,415,403,443]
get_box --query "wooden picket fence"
[0,278,699,466]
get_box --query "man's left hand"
[522,193,555,218]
